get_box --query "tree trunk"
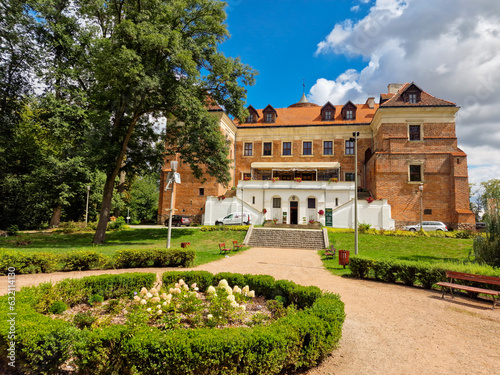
[49,206,62,228]
[92,171,117,244]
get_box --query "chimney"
[387,83,404,94]
[365,97,375,109]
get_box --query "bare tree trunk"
[49,206,62,228]
[92,110,143,244]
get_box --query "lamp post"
[350,132,360,255]
[167,161,178,249]
[85,185,90,225]
[241,187,244,225]
[419,183,424,231]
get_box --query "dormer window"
[245,105,259,123]
[341,101,357,121]
[401,83,422,104]
[321,102,336,121]
[408,93,417,104]
[262,104,277,123]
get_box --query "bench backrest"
[446,271,500,286]
[219,243,226,248]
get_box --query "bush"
[0,272,345,375]
[115,248,195,268]
[62,250,106,271]
[471,217,500,267]
[48,301,68,314]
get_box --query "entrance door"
[290,201,298,224]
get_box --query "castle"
[158,83,475,230]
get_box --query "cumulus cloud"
[310,0,500,184]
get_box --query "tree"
[27,0,255,243]
[127,174,159,223]
[478,179,500,222]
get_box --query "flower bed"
[0,271,345,374]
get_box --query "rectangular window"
[409,93,417,103]
[246,114,254,123]
[303,141,312,155]
[323,141,333,155]
[283,142,292,155]
[244,142,252,156]
[265,113,273,122]
[409,165,422,182]
[308,198,316,209]
[273,197,281,208]
[263,142,272,156]
[345,172,355,181]
[345,140,355,155]
[346,110,353,120]
[409,125,421,141]
[324,111,331,120]
[199,188,204,196]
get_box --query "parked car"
[164,215,191,227]
[215,212,251,225]
[475,222,487,231]
[402,221,448,232]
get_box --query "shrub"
[88,294,104,306]
[0,272,345,375]
[115,248,195,268]
[358,223,371,233]
[471,217,500,267]
[349,257,374,278]
[6,225,19,236]
[63,250,106,271]
[48,301,68,314]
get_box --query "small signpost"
[325,208,333,227]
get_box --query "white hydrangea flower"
[174,283,180,289]
[140,287,148,295]
[182,284,189,291]
[162,301,169,306]
[140,299,147,305]
[146,292,153,299]
[178,279,186,286]
[224,286,233,295]
[173,288,182,295]
[240,305,246,311]
[156,310,162,315]
[207,286,216,294]
[218,279,229,287]
[227,294,235,302]
[146,308,151,312]
[207,314,213,320]
[233,286,241,294]
[242,286,250,294]
[230,301,239,308]
[191,282,197,289]
[150,287,158,294]
[133,296,141,302]
[160,293,168,300]
[151,297,160,303]
[247,291,255,298]
[156,305,162,309]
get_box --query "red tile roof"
[381,83,455,107]
[237,103,378,127]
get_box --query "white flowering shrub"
[128,279,256,329]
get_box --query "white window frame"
[407,121,424,141]
[243,142,253,157]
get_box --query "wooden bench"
[232,240,244,251]
[436,271,500,309]
[219,243,231,255]
[325,246,336,259]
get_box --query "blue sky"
[219,0,500,191]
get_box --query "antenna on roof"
[303,78,305,94]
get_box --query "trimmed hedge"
[0,248,195,275]
[0,272,345,374]
[0,273,156,374]
[349,256,500,290]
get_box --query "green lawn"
[0,228,247,267]
[321,232,475,276]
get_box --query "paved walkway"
[1,247,499,375]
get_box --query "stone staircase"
[246,227,325,250]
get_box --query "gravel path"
[1,247,499,375]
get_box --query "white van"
[215,212,251,225]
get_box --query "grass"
[320,232,475,276]
[0,227,247,267]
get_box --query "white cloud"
[311,0,500,185]
[351,5,360,12]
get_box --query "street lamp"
[85,185,90,225]
[166,160,178,249]
[349,132,360,255]
[419,183,424,231]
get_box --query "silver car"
[403,221,448,232]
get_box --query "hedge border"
[349,256,500,291]
[0,271,345,375]
[0,248,195,275]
